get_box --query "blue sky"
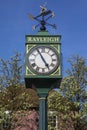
[0,0,87,76]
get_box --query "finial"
[40,2,47,14]
[29,4,57,31]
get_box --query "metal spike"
[52,12,55,17]
[32,25,36,30]
[28,14,34,20]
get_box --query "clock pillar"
[25,30,62,130]
[37,88,49,130]
[25,30,62,89]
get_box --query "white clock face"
[28,45,59,75]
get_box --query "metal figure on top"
[29,4,56,31]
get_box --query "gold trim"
[39,97,46,100]
[51,66,60,76]
[26,66,36,75]
[26,44,36,54]
[50,44,60,53]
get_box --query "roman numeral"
[52,59,57,61]
[51,53,55,57]
[30,59,35,62]
[41,47,45,53]
[36,67,40,71]
[50,63,55,67]
[32,53,36,57]
[31,63,36,67]
[42,68,45,73]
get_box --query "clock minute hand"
[37,49,49,69]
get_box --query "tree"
[0,53,22,129]
[0,52,23,89]
[48,55,87,130]
[60,55,87,130]
[48,91,73,130]
[0,53,39,130]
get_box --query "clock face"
[28,45,59,75]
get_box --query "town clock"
[25,31,62,88]
[24,6,63,130]
[28,45,59,75]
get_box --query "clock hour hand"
[37,49,49,69]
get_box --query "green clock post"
[25,5,62,130]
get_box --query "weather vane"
[29,3,56,31]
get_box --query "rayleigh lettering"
[27,37,60,43]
